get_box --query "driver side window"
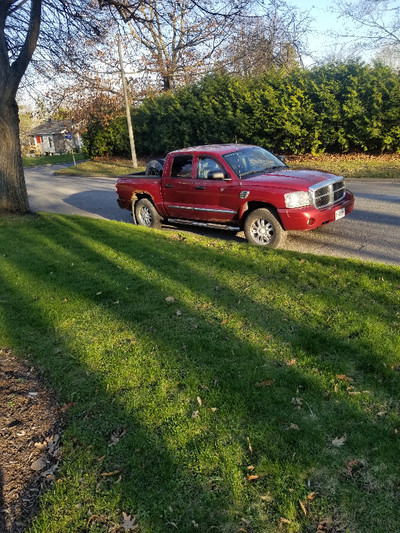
[197,157,224,180]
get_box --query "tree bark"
[0,0,42,214]
[0,97,29,213]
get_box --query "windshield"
[222,146,286,179]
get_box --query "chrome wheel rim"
[249,218,274,245]
[137,205,153,226]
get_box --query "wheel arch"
[240,201,284,230]
[130,192,156,224]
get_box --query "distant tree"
[109,0,254,91]
[336,0,400,56]
[0,0,110,213]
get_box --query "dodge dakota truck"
[116,144,354,247]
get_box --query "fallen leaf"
[176,310,182,316]
[247,465,255,470]
[289,423,299,430]
[101,470,120,477]
[336,374,353,382]
[31,458,47,471]
[279,517,291,528]
[291,397,302,407]
[165,296,175,302]
[191,520,199,528]
[247,474,259,481]
[96,291,102,295]
[196,396,202,407]
[332,435,347,447]
[307,492,316,500]
[122,512,137,532]
[247,436,253,454]
[108,429,127,447]
[346,458,358,475]
[256,379,275,387]
[192,410,199,418]
[261,492,273,502]
[286,359,296,366]
[60,402,75,412]
[210,407,217,412]
[299,499,307,515]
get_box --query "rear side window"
[171,155,193,178]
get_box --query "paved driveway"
[25,165,400,267]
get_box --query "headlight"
[284,190,310,208]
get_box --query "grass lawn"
[51,153,400,179]
[54,158,146,177]
[23,153,86,168]
[0,214,399,533]
[288,153,400,179]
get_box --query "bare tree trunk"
[0,98,30,213]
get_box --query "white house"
[28,120,82,156]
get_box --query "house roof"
[29,120,73,136]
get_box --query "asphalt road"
[25,165,400,267]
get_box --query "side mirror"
[207,170,229,180]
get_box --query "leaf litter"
[0,349,62,532]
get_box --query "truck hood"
[244,169,339,190]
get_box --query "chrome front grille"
[309,177,346,209]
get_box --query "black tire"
[146,159,165,176]
[244,208,286,248]
[134,198,162,229]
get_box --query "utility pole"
[118,35,138,169]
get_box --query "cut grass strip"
[288,153,400,179]
[54,160,146,177]
[0,214,399,533]
[23,153,85,168]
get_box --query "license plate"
[335,207,345,220]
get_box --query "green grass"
[54,159,146,177]
[23,153,85,168]
[287,153,400,179]
[0,214,399,533]
[54,153,400,179]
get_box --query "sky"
[288,0,368,64]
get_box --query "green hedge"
[83,62,400,156]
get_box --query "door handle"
[195,186,206,190]
[164,184,174,188]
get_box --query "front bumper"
[277,191,354,231]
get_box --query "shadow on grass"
[0,214,399,532]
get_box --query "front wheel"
[244,208,286,248]
[134,198,162,229]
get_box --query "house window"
[48,137,53,148]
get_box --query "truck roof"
[169,144,256,156]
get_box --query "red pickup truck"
[116,144,354,247]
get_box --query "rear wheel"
[244,208,286,248]
[134,198,162,229]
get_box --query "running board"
[167,218,240,232]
